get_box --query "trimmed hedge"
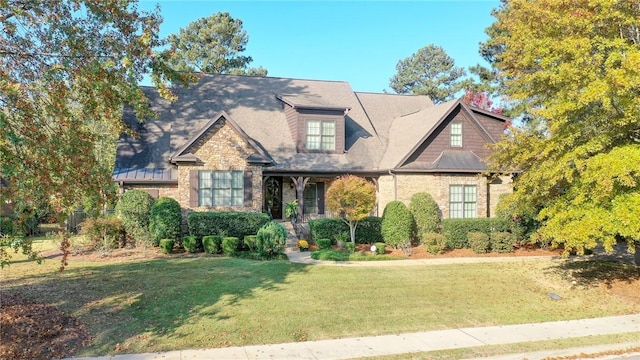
[308,217,383,244]
[373,242,386,255]
[222,237,240,256]
[409,192,441,234]
[183,235,198,253]
[421,232,448,255]
[115,190,155,236]
[491,232,515,253]
[442,218,510,249]
[381,201,414,249]
[188,212,270,240]
[243,235,258,251]
[316,238,332,250]
[203,235,221,254]
[467,232,490,254]
[159,239,174,254]
[149,197,182,246]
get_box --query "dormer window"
[306,119,335,151]
[450,122,462,147]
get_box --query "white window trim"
[450,122,462,147]
[449,184,477,218]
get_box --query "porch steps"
[282,221,299,253]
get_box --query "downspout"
[388,170,397,201]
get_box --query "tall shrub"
[255,221,287,255]
[115,190,155,244]
[409,192,441,235]
[381,201,414,249]
[149,197,182,246]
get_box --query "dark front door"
[264,177,283,220]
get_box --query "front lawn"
[1,243,638,357]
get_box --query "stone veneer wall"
[176,120,263,212]
[378,173,512,219]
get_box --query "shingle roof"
[113,74,501,181]
[378,99,459,169]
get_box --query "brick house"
[113,74,512,221]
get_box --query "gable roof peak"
[170,110,272,165]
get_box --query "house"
[113,74,512,221]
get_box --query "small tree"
[409,192,441,235]
[326,175,376,245]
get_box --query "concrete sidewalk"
[67,313,640,360]
[285,249,561,266]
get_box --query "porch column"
[290,176,309,223]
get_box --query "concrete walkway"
[284,249,562,266]
[67,314,640,359]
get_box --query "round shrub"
[409,192,441,235]
[381,201,414,249]
[149,197,182,246]
[222,237,240,256]
[79,216,124,251]
[159,239,174,254]
[316,238,332,250]
[202,235,221,254]
[243,235,258,251]
[467,232,490,254]
[182,235,198,253]
[255,221,287,255]
[421,232,448,254]
[115,190,155,243]
[491,232,515,253]
[373,242,386,255]
[344,242,355,253]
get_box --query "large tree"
[167,12,267,76]
[389,44,466,103]
[0,0,189,267]
[486,0,640,259]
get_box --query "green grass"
[2,243,639,357]
[360,332,640,359]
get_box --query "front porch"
[262,174,379,222]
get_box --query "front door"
[264,177,283,220]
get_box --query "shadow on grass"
[547,258,640,288]
[2,256,309,356]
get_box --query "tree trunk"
[349,221,358,244]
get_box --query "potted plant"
[334,231,349,249]
[285,199,298,224]
[297,239,309,252]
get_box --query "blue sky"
[139,0,501,93]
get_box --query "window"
[450,122,462,147]
[449,185,476,218]
[306,120,335,151]
[199,171,244,206]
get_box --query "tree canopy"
[486,0,640,257]
[389,44,466,104]
[326,175,376,244]
[167,12,267,76]
[0,0,189,267]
